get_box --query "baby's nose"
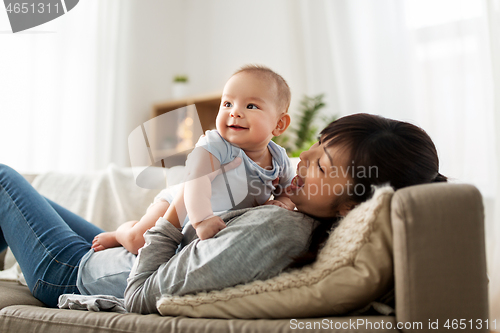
[230,109,242,118]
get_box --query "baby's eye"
[246,104,258,110]
[223,101,232,108]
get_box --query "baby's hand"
[92,231,120,252]
[194,216,226,240]
[264,200,292,210]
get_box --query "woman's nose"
[299,150,307,160]
[299,150,311,166]
[299,144,320,165]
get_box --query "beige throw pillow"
[157,186,394,319]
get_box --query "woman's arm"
[124,216,183,314]
[124,205,316,314]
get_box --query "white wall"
[110,1,188,167]
[113,0,330,167]
[115,0,420,168]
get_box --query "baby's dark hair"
[290,113,447,268]
[232,64,291,114]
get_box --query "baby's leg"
[146,200,171,219]
[92,200,170,253]
[163,184,186,229]
[162,184,224,239]
[163,182,227,240]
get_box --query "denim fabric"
[0,164,104,307]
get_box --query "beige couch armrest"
[392,183,488,332]
[22,174,38,184]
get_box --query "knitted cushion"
[156,186,394,318]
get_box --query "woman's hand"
[265,177,295,210]
[91,231,120,252]
[264,199,294,210]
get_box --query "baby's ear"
[272,113,291,136]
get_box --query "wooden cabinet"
[151,92,221,131]
[149,92,221,167]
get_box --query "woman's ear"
[272,113,291,136]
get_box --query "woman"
[0,113,446,311]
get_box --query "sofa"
[0,166,489,333]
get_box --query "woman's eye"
[317,160,324,173]
[246,104,258,109]
[223,101,232,107]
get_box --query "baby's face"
[216,71,281,152]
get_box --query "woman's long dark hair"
[290,113,447,268]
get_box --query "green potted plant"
[172,75,189,99]
[273,93,336,157]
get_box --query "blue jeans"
[0,164,104,307]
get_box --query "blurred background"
[1,0,500,322]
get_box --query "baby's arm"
[184,149,242,240]
[92,200,170,254]
[184,147,225,240]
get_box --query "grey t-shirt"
[77,247,136,298]
[77,205,318,313]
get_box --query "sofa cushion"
[0,250,5,271]
[0,305,396,333]
[156,186,394,319]
[0,281,44,310]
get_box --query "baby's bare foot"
[195,216,226,240]
[91,231,120,252]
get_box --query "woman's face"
[286,139,354,219]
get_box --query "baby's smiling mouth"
[228,125,248,130]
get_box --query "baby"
[92,64,294,253]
